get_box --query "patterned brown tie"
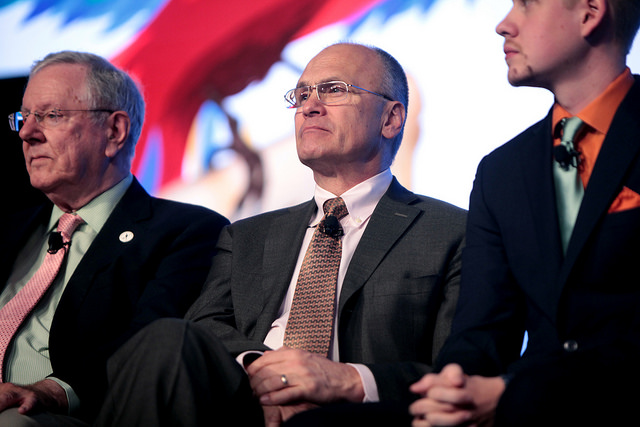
[0,213,84,381]
[283,197,348,356]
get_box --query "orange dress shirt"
[552,68,640,213]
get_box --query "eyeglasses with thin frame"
[284,80,393,109]
[8,108,115,132]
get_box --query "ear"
[104,111,130,158]
[580,0,607,39]
[381,101,406,140]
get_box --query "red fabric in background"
[111,0,383,188]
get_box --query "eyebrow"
[296,78,343,88]
[20,104,59,112]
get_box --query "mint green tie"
[554,117,585,254]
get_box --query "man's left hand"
[247,347,365,406]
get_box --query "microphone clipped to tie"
[47,232,69,254]
[554,144,581,171]
[554,116,585,171]
[318,215,344,238]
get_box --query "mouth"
[28,154,51,165]
[503,44,519,61]
[300,125,329,135]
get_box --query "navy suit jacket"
[1,178,229,421]
[187,178,466,403]
[437,78,640,423]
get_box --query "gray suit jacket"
[187,178,466,402]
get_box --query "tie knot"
[57,213,84,241]
[561,116,585,144]
[323,197,348,220]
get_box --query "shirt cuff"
[47,376,80,415]
[347,363,379,402]
[236,351,264,371]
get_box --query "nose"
[301,87,325,116]
[19,113,44,143]
[496,7,516,37]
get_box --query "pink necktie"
[0,213,84,381]
[283,197,348,357]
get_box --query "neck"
[551,50,626,114]
[313,167,389,196]
[47,170,128,212]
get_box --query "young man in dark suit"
[410,1,640,425]
[1,51,228,425]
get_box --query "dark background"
[1,76,47,213]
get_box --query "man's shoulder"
[481,113,550,167]
[150,196,228,221]
[384,179,467,218]
[231,200,314,228]
[111,192,230,234]
[121,180,229,225]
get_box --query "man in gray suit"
[95,42,466,427]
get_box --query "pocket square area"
[608,186,640,213]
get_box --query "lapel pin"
[119,231,135,243]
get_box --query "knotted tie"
[0,213,84,381]
[283,197,348,356]
[553,116,585,254]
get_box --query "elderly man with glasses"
[1,51,229,426]
[94,42,466,427]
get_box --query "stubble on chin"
[507,64,538,88]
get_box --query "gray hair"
[371,46,409,158]
[332,43,409,158]
[30,51,145,162]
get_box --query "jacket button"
[563,340,579,352]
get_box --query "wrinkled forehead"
[297,44,382,88]
[23,64,90,110]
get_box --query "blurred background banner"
[3,0,640,220]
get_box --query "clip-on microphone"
[319,215,344,238]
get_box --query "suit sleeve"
[435,157,527,376]
[186,225,271,355]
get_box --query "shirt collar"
[49,174,134,234]
[311,169,393,227]
[552,67,634,135]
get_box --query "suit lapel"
[338,179,420,314]
[561,79,640,281]
[513,114,568,319]
[60,179,152,304]
[521,112,565,263]
[258,200,316,330]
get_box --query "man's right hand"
[409,363,505,427]
[0,379,68,415]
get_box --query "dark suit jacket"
[1,178,229,422]
[186,178,466,403]
[436,78,640,424]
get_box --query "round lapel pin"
[119,231,135,243]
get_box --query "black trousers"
[283,401,412,427]
[94,318,263,427]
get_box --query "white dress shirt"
[260,169,393,402]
